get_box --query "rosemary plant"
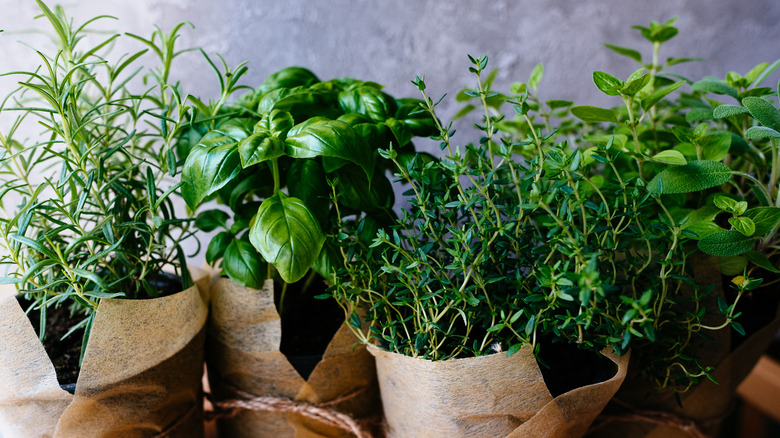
[0,1,196,363]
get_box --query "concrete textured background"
[1,0,779,263]
[2,0,780,120]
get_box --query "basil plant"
[182,66,435,296]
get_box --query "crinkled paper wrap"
[206,277,379,437]
[587,257,780,437]
[0,266,210,438]
[369,344,628,438]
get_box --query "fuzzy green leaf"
[648,160,732,194]
[691,80,739,99]
[713,105,750,119]
[698,230,754,257]
[745,126,780,139]
[742,96,780,131]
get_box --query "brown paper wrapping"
[369,344,629,438]
[206,277,379,438]
[0,266,210,438]
[587,257,780,438]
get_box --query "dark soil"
[275,274,345,380]
[20,297,84,388]
[536,340,617,398]
[19,271,184,391]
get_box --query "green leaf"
[719,256,748,276]
[528,63,544,90]
[195,209,230,232]
[287,158,329,224]
[223,239,266,289]
[698,230,754,257]
[338,86,395,122]
[648,160,732,194]
[249,192,326,283]
[570,106,620,124]
[743,207,780,235]
[238,132,286,167]
[700,133,731,161]
[182,128,247,209]
[713,105,750,119]
[206,231,233,265]
[713,195,746,215]
[621,72,651,96]
[336,165,394,212]
[685,108,713,123]
[603,43,642,63]
[691,80,739,99]
[742,96,780,131]
[285,118,374,181]
[745,126,780,139]
[592,71,623,96]
[729,216,756,237]
[651,150,687,165]
[745,250,780,273]
[641,81,685,112]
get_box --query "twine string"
[205,385,371,438]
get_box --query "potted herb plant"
[557,18,780,438]
[181,63,436,436]
[0,2,209,436]
[328,52,723,437]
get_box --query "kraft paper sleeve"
[370,344,628,438]
[206,277,379,438]
[0,266,209,438]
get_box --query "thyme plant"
[332,55,693,380]
[0,1,196,363]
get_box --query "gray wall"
[3,1,779,117]
[1,0,779,263]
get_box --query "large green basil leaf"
[337,164,393,212]
[257,67,320,96]
[258,87,341,121]
[338,112,373,126]
[311,240,340,284]
[287,159,329,225]
[206,231,233,265]
[254,110,294,138]
[383,118,413,148]
[395,98,437,137]
[352,122,393,149]
[249,192,325,283]
[182,127,247,209]
[286,118,374,181]
[338,86,397,122]
[647,160,732,194]
[238,132,286,167]
[223,239,266,289]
